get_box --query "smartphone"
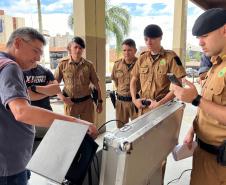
[167,73,182,87]
[141,100,151,106]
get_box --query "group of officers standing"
[1,7,226,185]
[23,21,186,185]
[26,23,186,142]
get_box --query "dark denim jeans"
[0,170,30,185]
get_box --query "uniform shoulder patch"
[174,56,182,66]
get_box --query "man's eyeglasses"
[22,39,43,56]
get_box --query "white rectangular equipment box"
[99,100,185,185]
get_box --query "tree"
[68,2,131,54]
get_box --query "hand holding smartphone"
[167,73,182,87]
[141,100,151,106]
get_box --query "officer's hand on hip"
[96,103,103,113]
[63,97,74,105]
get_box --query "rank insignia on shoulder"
[174,56,182,66]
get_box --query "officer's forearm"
[130,77,137,101]
[113,80,118,89]
[95,83,102,101]
[158,91,175,105]
[199,97,226,125]
[28,89,48,101]
[36,84,61,96]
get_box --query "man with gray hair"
[0,27,97,185]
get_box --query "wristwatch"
[98,99,103,103]
[192,95,202,106]
[30,85,37,93]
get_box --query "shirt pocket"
[62,69,74,84]
[139,67,149,82]
[157,65,168,85]
[115,70,124,84]
[80,68,90,85]
[211,77,225,104]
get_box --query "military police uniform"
[131,48,186,114]
[189,8,226,185]
[54,56,99,123]
[191,56,226,185]
[111,57,140,128]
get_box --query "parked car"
[186,68,199,78]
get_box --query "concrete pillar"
[73,0,106,128]
[172,0,188,66]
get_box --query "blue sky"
[120,3,171,16]
[0,0,203,49]
[0,0,73,14]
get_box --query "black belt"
[117,94,132,101]
[71,95,91,103]
[116,94,140,102]
[197,138,219,155]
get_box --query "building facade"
[0,10,25,44]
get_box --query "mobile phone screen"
[167,73,182,87]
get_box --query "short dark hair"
[72,36,85,49]
[6,27,46,47]
[144,24,163,38]
[122,38,136,48]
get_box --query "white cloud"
[2,0,72,14]
[127,15,174,50]
[111,0,172,5]
[42,0,72,12]
[117,1,204,50]
[2,0,73,36]
[14,12,73,36]
[186,1,204,51]
[2,0,37,14]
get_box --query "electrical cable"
[98,119,126,131]
[167,169,192,185]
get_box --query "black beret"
[144,24,163,38]
[192,8,226,36]
[72,36,85,48]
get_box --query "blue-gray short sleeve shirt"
[0,61,35,176]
